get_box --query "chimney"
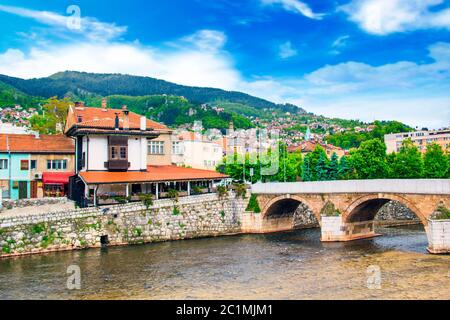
[101,98,107,110]
[74,101,85,109]
[140,116,146,131]
[114,113,119,130]
[122,105,129,130]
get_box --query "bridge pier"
[426,219,450,254]
[321,216,380,242]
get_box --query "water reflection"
[0,225,448,300]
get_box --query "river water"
[0,225,448,300]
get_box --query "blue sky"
[0,0,449,128]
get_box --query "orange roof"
[288,141,343,153]
[79,165,228,184]
[0,134,74,153]
[65,105,169,133]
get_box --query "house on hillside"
[0,134,75,199]
[288,141,346,158]
[65,101,228,207]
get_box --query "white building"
[0,123,37,135]
[172,131,223,170]
[384,128,450,153]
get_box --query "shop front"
[42,172,74,197]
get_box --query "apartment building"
[384,128,450,153]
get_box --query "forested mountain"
[0,81,44,109]
[0,71,305,114]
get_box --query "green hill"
[0,81,43,109]
[0,71,306,116]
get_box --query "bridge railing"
[252,179,450,195]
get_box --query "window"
[109,146,127,160]
[110,146,119,160]
[120,146,127,159]
[148,141,164,155]
[20,160,29,170]
[47,159,67,170]
[0,159,7,170]
[30,160,37,170]
[172,141,183,155]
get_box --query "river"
[0,225,448,300]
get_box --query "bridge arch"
[261,194,321,223]
[343,193,427,226]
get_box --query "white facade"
[384,128,450,153]
[80,135,148,171]
[172,135,223,170]
[0,123,37,135]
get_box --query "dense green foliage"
[221,140,450,182]
[0,81,44,108]
[326,120,413,149]
[388,139,424,178]
[423,143,449,178]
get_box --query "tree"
[423,143,448,178]
[337,155,353,180]
[315,152,329,181]
[301,155,312,181]
[306,145,328,181]
[30,96,72,134]
[446,152,450,178]
[350,139,388,179]
[327,152,339,180]
[390,139,423,178]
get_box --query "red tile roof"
[0,134,74,153]
[65,105,169,133]
[79,165,228,184]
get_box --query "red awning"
[42,172,74,185]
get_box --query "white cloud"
[278,41,298,59]
[0,4,127,41]
[341,0,450,35]
[330,35,350,55]
[0,39,240,90]
[0,5,448,128]
[177,30,227,52]
[305,42,450,92]
[261,0,324,19]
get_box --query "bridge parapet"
[252,179,450,195]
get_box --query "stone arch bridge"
[246,179,450,253]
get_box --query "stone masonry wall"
[293,203,319,229]
[375,201,419,225]
[0,193,248,258]
[1,197,72,211]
